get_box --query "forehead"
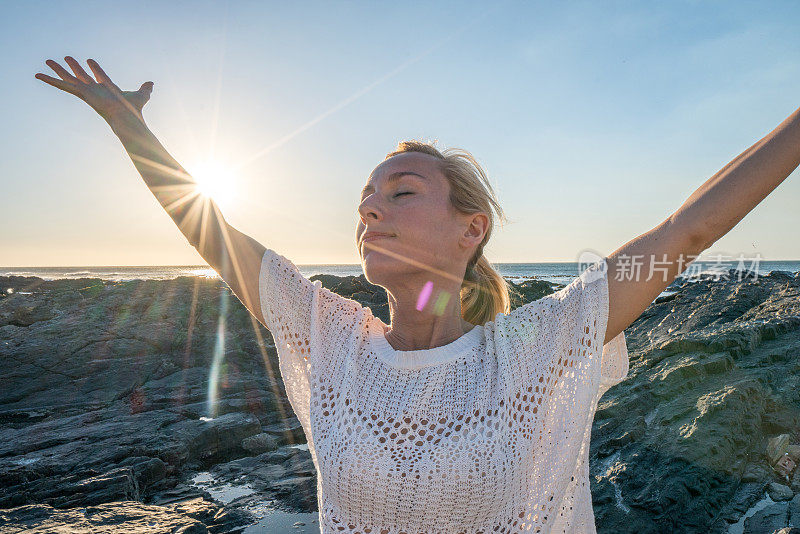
[364,152,442,186]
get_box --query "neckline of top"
[367,317,484,370]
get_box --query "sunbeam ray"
[162,189,203,213]
[86,277,155,413]
[231,5,503,174]
[209,3,230,162]
[157,51,199,157]
[130,153,194,183]
[178,276,202,410]
[361,240,465,284]
[245,312,302,445]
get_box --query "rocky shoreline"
[1,268,799,533]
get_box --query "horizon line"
[3,257,800,269]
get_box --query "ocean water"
[2,260,798,286]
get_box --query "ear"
[460,212,489,248]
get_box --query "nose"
[357,197,382,224]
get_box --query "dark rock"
[262,419,306,446]
[149,486,212,506]
[173,412,262,462]
[721,482,765,519]
[241,432,278,454]
[208,454,288,492]
[789,494,800,528]
[2,267,800,531]
[768,482,795,502]
[157,442,191,468]
[0,497,252,533]
[654,292,678,304]
[744,502,789,533]
[280,449,316,478]
[4,301,55,327]
[270,475,318,512]
[742,463,770,483]
[261,445,303,464]
[49,467,140,508]
[118,457,167,488]
[208,506,255,532]
[768,270,795,281]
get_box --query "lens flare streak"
[432,291,451,316]
[416,281,433,311]
[206,286,229,419]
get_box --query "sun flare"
[188,158,237,206]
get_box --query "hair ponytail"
[385,140,511,326]
[461,254,511,325]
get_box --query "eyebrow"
[360,171,428,198]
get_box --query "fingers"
[139,81,154,94]
[63,56,94,84]
[45,59,80,84]
[86,58,121,92]
[34,72,82,97]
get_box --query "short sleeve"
[500,257,629,397]
[258,248,365,434]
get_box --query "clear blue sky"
[3,0,799,266]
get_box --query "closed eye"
[394,191,413,198]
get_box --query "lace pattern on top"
[498,257,629,533]
[259,250,629,533]
[258,249,365,437]
[502,258,629,396]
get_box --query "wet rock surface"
[0,497,253,533]
[0,268,799,532]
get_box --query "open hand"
[35,56,153,123]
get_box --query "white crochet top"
[259,249,629,534]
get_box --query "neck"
[382,272,473,351]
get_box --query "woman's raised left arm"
[604,104,800,345]
[672,104,800,251]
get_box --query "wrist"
[105,109,147,134]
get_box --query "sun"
[188,158,237,207]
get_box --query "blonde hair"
[384,140,511,326]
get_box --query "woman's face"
[355,152,484,289]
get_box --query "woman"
[35,57,800,533]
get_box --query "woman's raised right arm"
[35,57,267,326]
[106,112,267,325]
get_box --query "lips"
[361,232,394,247]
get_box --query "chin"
[361,249,402,287]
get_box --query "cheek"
[403,206,458,247]
[409,200,445,224]
[400,205,435,235]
